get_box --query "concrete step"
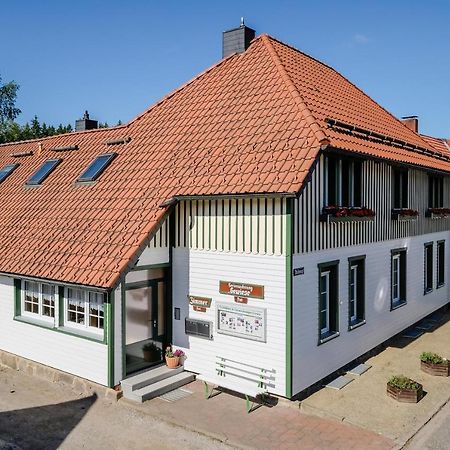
[125,372,195,403]
[121,365,183,394]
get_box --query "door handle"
[153,319,157,328]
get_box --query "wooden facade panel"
[294,155,450,254]
[174,198,288,256]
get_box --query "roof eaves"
[260,34,329,148]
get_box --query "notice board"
[217,303,266,342]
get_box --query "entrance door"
[125,279,166,376]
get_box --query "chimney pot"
[222,20,256,58]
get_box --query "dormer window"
[324,154,362,207]
[26,159,61,185]
[77,153,117,182]
[0,163,19,184]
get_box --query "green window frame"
[318,260,339,344]
[391,248,407,310]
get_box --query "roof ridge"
[260,34,329,147]
[263,34,436,154]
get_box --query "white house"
[0,24,448,400]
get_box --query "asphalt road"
[404,400,450,450]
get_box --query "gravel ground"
[0,365,234,450]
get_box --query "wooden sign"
[188,295,212,310]
[234,296,248,304]
[219,281,264,299]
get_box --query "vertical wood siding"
[173,198,287,256]
[294,155,450,254]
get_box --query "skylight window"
[0,163,19,184]
[77,153,117,182]
[26,159,61,185]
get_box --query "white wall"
[172,249,287,397]
[292,231,450,394]
[0,276,108,385]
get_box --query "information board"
[217,303,266,342]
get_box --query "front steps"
[121,365,195,403]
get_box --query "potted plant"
[142,342,161,362]
[426,207,450,219]
[387,375,423,403]
[321,206,376,223]
[165,346,185,369]
[420,352,450,377]
[391,208,419,221]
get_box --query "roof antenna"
[240,17,245,27]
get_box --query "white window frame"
[21,281,57,324]
[349,265,358,323]
[64,287,104,335]
[392,254,401,306]
[320,271,330,335]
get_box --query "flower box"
[391,208,419,221]
[321,206,375,223]
[426,208,450,219]
[421,360,450,377]
[387,377,423,403]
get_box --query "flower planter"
[327,215,375,223]
[321,207,376,223]
[421,360,450,377]
[387,381,423,403]
[426,208,450,219]
[391,209,419,221]
[165,356,180,369]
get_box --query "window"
[77,153,116,182]
[391,249,407,309]
[0,163,19,183]
[428,175,444,208]
[393,168,408,209]
[65,288,104,332]
[22,281,56,321]
[424,243,433,294]
[437,241,445,288]
[318,261,339,343]
[325,155,362,207]
[348,256,365,329]
[26,159,61,185]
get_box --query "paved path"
[0,365,394,450]
[127,380,394,450]
[404,400,450,450]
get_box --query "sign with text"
[217,303,266,342]
[219,281,264,299]
[188,296,212,311]
[293,267,304,276]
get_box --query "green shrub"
[420,352,447,365]
[388,375,420,390]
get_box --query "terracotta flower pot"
[165,356,180,369]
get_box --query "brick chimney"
[401,116,419,133]
[75,110,98,132]
[222,18,256,58]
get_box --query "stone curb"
[0,350,121,402]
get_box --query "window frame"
[392,168,409,209]
[77,152,117,182]
[437,240,445,289]
[424,242,433,295]
[63,287,105,334]
[348,255,366,330]
[25,159,62,186]
[428,175,444,208]
[391,248,407,310]
[0,163,19,184]
[318,260,340,345]
[324,154,362,208]
[21,280,57,324]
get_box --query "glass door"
[125,280,166,376]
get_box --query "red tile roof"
[0,34,449,288]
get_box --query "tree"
[0,75,21,143]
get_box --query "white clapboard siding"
[172,249,287,397]
[174,197,288,256]
[292,231,450,394]
[0,276,108,385]
[294,154,450,254]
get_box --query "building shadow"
[0,394,96,450]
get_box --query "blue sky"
[1,1,449,137]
